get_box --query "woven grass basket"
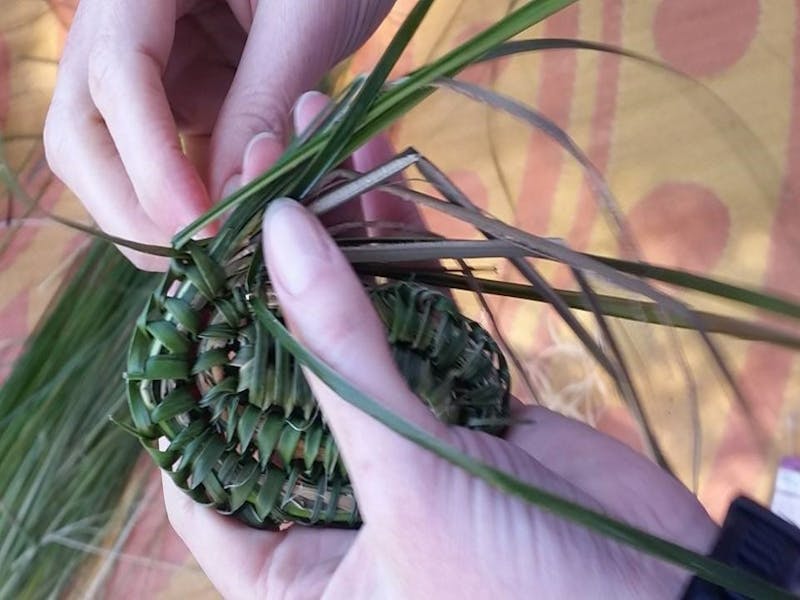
[125,236,511,528]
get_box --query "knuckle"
[124,250,170,272]
[231,95,288,140]
[43,104,74,178]
[211,95,289,191]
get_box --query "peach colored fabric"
[1,1,798,597]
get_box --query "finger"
[506,406,717,548]
[291,90,365,230]
[240,132,284,187]
[161,469,285,599]
[44,105,171,271]
[165,7,244,136]
[209,0,393,199]
[507,405,671,493]
[160,441,354,598]
[209,2,329,198]
[44,2,171,269]
[323,534,382,597]
[264,527,355,599]
[291,90,331,133]
[262,199,447,518]
[86,1,212,234]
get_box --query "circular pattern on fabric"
[627,181,730,272]
[653,0,759,77]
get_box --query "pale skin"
[44,3,718,598]
[44,0,394,269]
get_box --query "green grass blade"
[436,77,638,256]
[367,179,756,427]
[293,0,434,195]
[479,38,781,205]
[570,267,671,471]
[595,256,800,321]
[428,74,800,322]
[368,0,578,122]
[357,267,800,350]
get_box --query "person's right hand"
[158,94,718,600]
[44,0,393,269]
[163,192,719,599]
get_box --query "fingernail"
[242,132,282,184]
[293,90,327,117]
[221,174,241,200]
[264,198,331,296]
[292,90,329,133]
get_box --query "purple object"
[781,456,800,471]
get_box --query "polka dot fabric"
[1,0,798,596]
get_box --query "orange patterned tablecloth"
[2,1,799,597]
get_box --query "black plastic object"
[682,496,800,599]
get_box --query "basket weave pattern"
[126,242,510,529]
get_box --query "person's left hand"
[44,0,394,268]
[162,196,717,599]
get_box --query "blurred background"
[1,1,798,597]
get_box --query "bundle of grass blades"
[0,242,158,598]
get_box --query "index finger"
[86,1,212,236]
[161,464,355,599]
[262,199,448,523]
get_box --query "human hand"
[162,203,719,599]
[43,0,394,269]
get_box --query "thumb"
[210,0,394,198]
[262,198,446,520]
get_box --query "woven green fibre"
[126,241,510,529]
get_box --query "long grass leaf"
[570,268,670,469]
[357,267,800,350]
[479,39,783,204]
[436,77,639,257]
[370,179,759,427]
[597,256,800,322]
[457,259,543,404]
[414,157,671,469]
